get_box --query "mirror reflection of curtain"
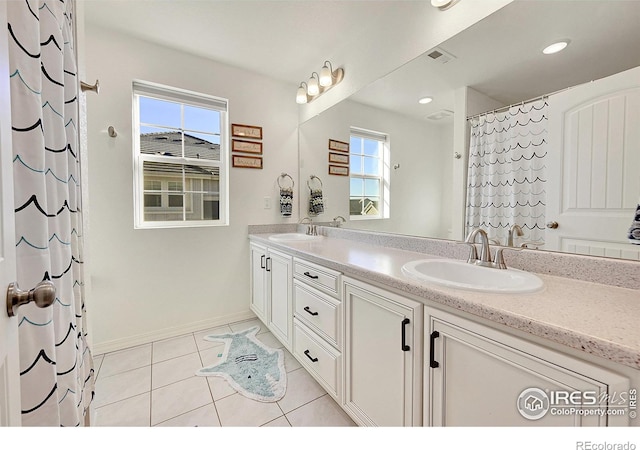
[8,0,94,426]
[465,99,548,247]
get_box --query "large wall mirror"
[298,1,640,261]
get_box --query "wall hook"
[108,126,117,138]
[81,79,100,94]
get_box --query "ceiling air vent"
[426,47,456,64]
[426,109,454,121]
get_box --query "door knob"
[6,281,56,317]
[546,221,559,229]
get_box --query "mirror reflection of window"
[349,128,389,219]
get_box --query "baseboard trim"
[92,310,257,355]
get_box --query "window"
[133,81,228,228]
[349,127,390,219]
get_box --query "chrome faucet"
[465,228,493,267]
[507,224,524,247]
[331,216,346,227]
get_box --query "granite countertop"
[249,232,640,371]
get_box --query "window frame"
[349,127,390,221]
[132,80,229,229]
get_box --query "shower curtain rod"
[466,79,594,121]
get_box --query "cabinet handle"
[304,349,318,363]
[303,306,319,316]
[303,271,319,279]
[265,257,271,272]
[260,255,266,269]
[401,318,410,351]
[429,331,440,368]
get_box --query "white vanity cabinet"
[424,307,631,427]
[292,257,343,401]
[249,242,293,350]
[342,276,423,427]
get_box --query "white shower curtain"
[8,0,94,426]
[466,99,548,247]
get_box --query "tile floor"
[91,317,356,427]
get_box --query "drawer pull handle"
[303,271,319,279]
[401,318,410,352]
[429,331,440,368]
[260,255,266,269]
[304,306,319,316]
[304,350,318,363]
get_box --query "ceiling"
[83,0,406,85]
[84,1,640,123]
[350,0,640,122]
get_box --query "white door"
[546,66,640,259]
[428,318,606,426]
[343,277,422,427]
[0,1,21,426]
[249,243,267,323]
[425,308,629,427]
[267,249,292,350]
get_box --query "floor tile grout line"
[197,337,224,426]
[149,341,154,427]
[282,393,329,418]
[153,403,217,427]
[96,362,153,381]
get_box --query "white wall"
[85,26,299,353]
[299,100,452,238]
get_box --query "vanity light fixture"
[296,61,344,104]
[418,96,433,104]
[542,40,570,55]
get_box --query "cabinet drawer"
[293,319,341,399]
[293,281,340,347]
[293,258,341,298]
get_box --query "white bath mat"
[195,326,286,402]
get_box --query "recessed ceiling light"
[542,40,570,55]
[418,97,433,104]
[431,0,453,7]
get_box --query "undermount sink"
[268,233,323,242]
[401,259,544,294]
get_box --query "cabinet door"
[267,249,293,350]
[426,308,629,427]
[343,277,422,426]
[249,243,267,323]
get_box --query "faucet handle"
[465,242,478,263]
[492,246,522,269]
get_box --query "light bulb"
[319,62,333,87]
[296,85,308,104]
[307,74,320,96]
